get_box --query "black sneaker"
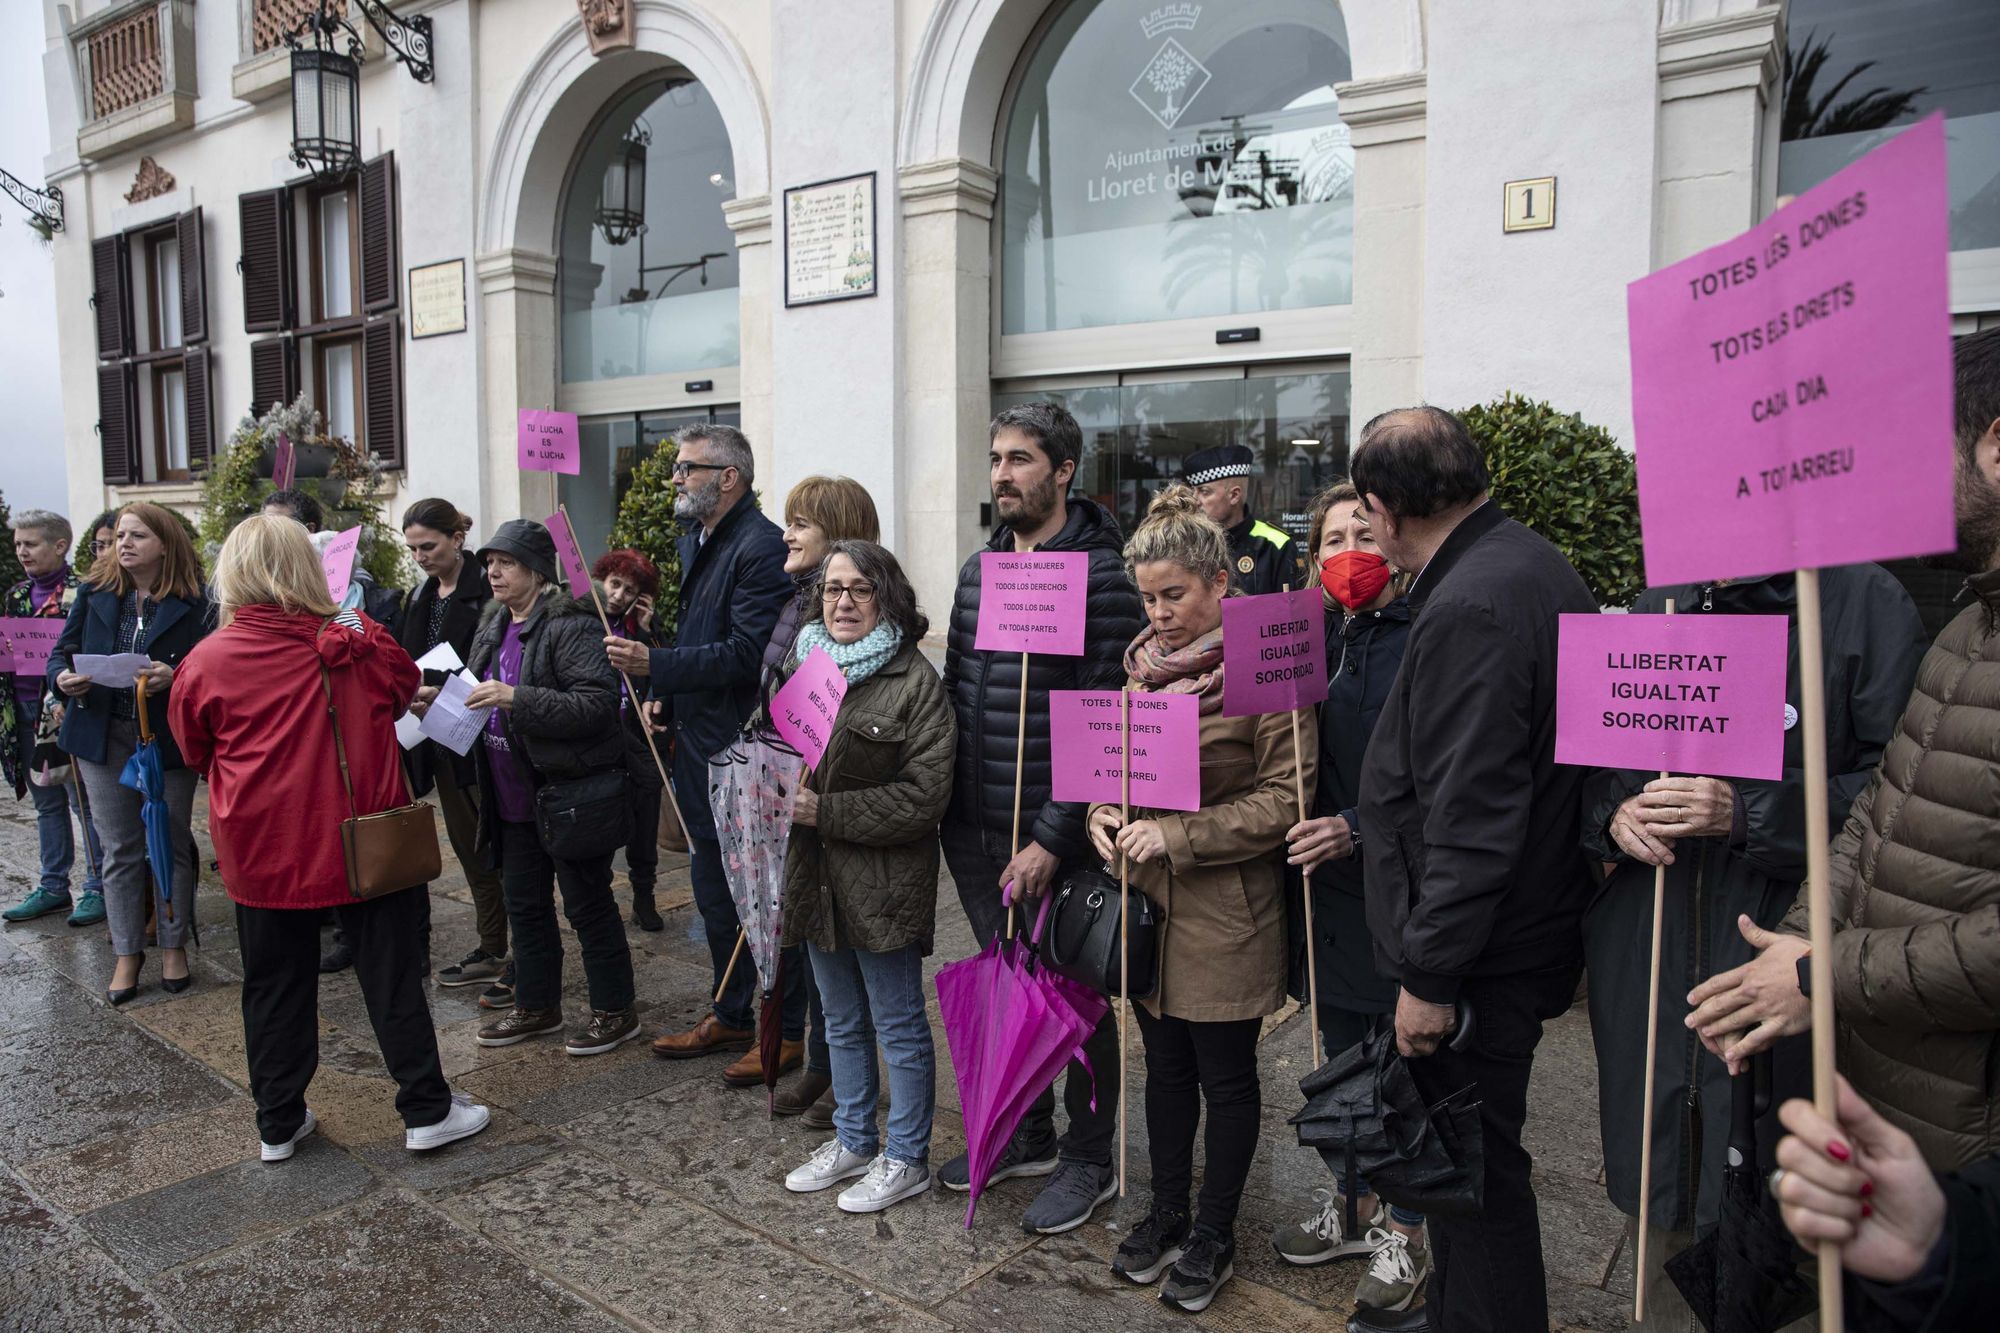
[565,1007,640,1057]
[476,1007,561,1047]
[1113,1203,1190,1284]
[631,894,664,932]
[318,939,354,974]
[477,965,516,1011]
[1021,1159,1117,1235]
[1159,1231,1235,1314]
[436,949,506,987]
[938,1132,1060,1193]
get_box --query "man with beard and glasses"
[604,425,803,1081]
[935,402,1144,1235]
[1686,326,2000,1176]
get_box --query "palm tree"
[1782,30,1927,141]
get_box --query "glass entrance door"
[559,405,742,551]
[992,363,1349,544]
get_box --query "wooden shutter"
[248,335,297,419]
[183,345,213,466]
[96,363,139,485]
[238,188,294,333]
[177,207,208,345]
[362,317,403,466]
[359,152,399,315]
[92,234,132,360]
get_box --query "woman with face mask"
[1270,481,1433,1318]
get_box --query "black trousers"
[497,820,634,1015]
[238,886,450,1145]
[625,782,660,898]
[1134,1007,1262,1239]
[942,821,1118,1166]
[1407,964,1580,1333]
[688,832,806,1037]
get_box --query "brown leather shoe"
[651,1014,754,1059]
[723,1039,804,1087]
[773,1068,832,1117]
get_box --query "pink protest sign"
[544,509,592,598]
[517,409,581,475]
[973,551,1088,656]
[1627,114,1954,587]
[272,434,296,490]
[1222,588,1325,717]
[0,618,63,678]
[1050,690,1201,812]
[321,527,361,603]
[1555,613,1790,781]
[770,645,849,771]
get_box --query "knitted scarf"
[792,619,904,687]
[1124,622,1227,714]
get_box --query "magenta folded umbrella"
[936,889,1110,1228]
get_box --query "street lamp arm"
[350,0,435,83]
[0,168,62,233]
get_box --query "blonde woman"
[170,516,489,1161]
[1087,486,1316,1314]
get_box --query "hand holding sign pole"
[1624,115,1957,1332]
[1635,601,1675,1326]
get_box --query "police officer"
[1180,445,1305,595]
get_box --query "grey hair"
[11,509,72,549]
[675,423,755,486]
[812,539,928,643]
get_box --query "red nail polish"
[1860,1180,1874,1197]
[1861,1202,1873,1218]
[1827,1141,1852,1163]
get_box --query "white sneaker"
[260,1108,316,1162]
[405,1093,492,1152]
[1355,1224,1432,1312]
[785,1139,872,1194]
[836,1155,932,1214]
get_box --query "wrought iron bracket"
[290,0,434,83]
[0,168,63,233]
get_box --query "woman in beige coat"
[1087,487,1315,1315]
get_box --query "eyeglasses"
[822,582,877,606]
[670,461,727,478]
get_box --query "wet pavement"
[0,791,1635,1331]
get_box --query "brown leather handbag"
[320,659,441,899]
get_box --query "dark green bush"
[606,442,684,641]
[1458,393,1643,608]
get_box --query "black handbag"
[533,770,631,859]
[1042,866,1160,1000]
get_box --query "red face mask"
[1321,549,1392,610]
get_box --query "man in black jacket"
[1354,406,1597,1333]
[937,402,1144,1235]
[604,425,800,1079]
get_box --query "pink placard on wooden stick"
[544,509,593,599]
[0,618,63,678]
[321,527,361,603]
[770,645,850,772]
[973,551,1088,656]
[1050,690,1202,812]
[1222,588,1325,717]
[272,434,296,491]
[517,409,581,475]
[1626,114,1955,587]
[1555,613,1790,781]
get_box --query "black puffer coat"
[395,552,491,795]
[465,586,624,852]
[1581,566,1924,1230]
[941,498,1143,861]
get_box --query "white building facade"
[34,0,2000,618]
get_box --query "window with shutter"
[359,153,398,315]
[92,235,131,360]
[248,336,298,419]
[183,345,213,466]
[238,188,293,333]
[178,207,208,345]
[362,318,403,467]
[96,363,139,486]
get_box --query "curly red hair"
[592,548,659,598]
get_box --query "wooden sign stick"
[715,929,746,1005]
[1007,649,1029,940]
[1118,686,1131,1198]
[1634,597,1675,1324]
[1282,586,1320,1063]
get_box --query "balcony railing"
[252,0,345,55]
[85,5,164,118]
[72,0,197,159]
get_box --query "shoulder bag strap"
[316,619,360,822]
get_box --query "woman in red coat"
[170,515,490,1163]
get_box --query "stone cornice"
[1658,5,1784,102]
[721,194,773,248]
[898,158,998,221]
[475,249,559,296]
[1334,72,1427,148]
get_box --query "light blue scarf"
[792,619,903,687]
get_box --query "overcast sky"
[0,27,69,519]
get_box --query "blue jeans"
[18,698,103,898]
[1321,1006,1425,1228]
[809,940,934,1166]
[689,834,805,1036]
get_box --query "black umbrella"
[1289,1004,1485,1222]
[1665,1053,1817,1333]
